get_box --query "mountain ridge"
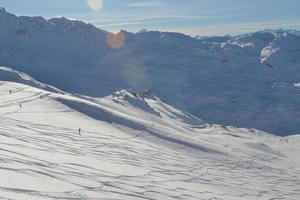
[0,8,300,135]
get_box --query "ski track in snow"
[0,82,299,200]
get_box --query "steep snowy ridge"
[260,32,300,68]
[1,8,300,135]
[104,89,204,127]
[260,45,280,64]
[0,66,63,93]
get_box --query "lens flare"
[87,0,103,12]
[123,60,146,86]
[106,32,125,49]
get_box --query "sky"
[0,0,300,36]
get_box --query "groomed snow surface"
[0,69,299,199]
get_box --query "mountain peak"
[111,89,157,101]
[0,7,14,17]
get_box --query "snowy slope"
[0,68,299,199]
[1,8,300,135]
[0,66,63,93]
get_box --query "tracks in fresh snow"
[0,82,299,199]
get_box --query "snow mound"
[107,89,161,116]
[104,89,205,127]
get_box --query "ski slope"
[0,68,299,199]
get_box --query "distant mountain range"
[1,8,300,135]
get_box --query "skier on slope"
[78,128,81,136]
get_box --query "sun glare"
[106,32,125,49]
[122,59,146,87]
[87,0,103,12]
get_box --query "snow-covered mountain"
[0,66,299,199]
[1,8,300,135]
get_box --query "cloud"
[174,21,300,36]
[127,1,163,8]
[61,4,300,36]
[87,12,244,28]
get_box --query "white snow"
[293,83,300,88]
[0,70,299,199]
[0,66,63,93]
[222,40,255,48]
[260,45,280,63]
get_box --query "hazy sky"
[0,0,300,36]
